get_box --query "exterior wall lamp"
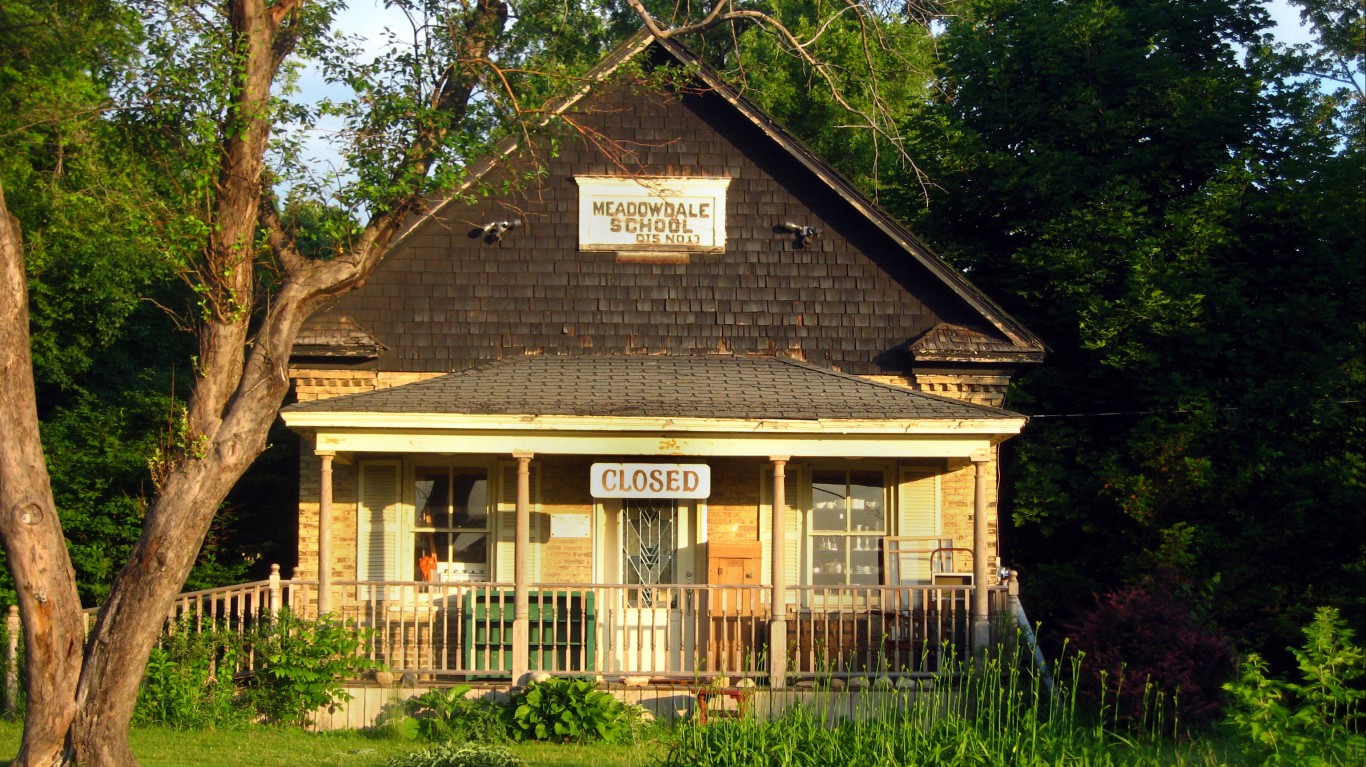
[780,222,822,247]
[477,219,522,242]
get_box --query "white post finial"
[268,563,282,616]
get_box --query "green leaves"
[406,684,510,744]
[891,0,1366,657]
[728,2,939,204]
[133,617,252,729]
[506,677,633,744]
[249,608,383,727]
[384,742,527,767]
[1224,607,1366,765]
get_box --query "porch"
[142,566,1021,685]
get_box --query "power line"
[1028,399,1362,419]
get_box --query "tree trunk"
[69,359,288,765]
[0,0,512,761]
[0,187,86,766]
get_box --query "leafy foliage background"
[0,0,1361,674]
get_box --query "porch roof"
[284,354,1022,422]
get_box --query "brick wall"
[297,450,1001,583]
[538,456,596,582]
[862,373,1012,409]
[859,375,1006,567]
[291,369,442,403]
[706,459,764,544]
[293,369,443,580]
[297,452,359,582]
[939,454,1000,570]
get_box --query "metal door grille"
[623,498,678,607]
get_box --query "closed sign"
[590,463,711,499]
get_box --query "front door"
[604,498,696,674]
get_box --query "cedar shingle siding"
[306,50,997,376]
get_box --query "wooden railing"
[8,569,1014,696]
[271,576,1007,682]
[78,564,309,636]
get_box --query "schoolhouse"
[280,30,1045,689]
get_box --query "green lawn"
[0,722,666,767]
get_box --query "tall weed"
[662,643,1218,767]
[1224,607,1365,766]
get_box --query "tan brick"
[707,459,764,544]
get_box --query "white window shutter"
[759,465,804,591]
[495,462,541,583]
[357,460,402,599]
[896,467,942,583]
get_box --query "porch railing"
[40,568,1016,692]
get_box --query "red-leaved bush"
[1066,582,1235,732]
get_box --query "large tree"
[0,1,912,764]
[0,0,235,610]
[0,0,611,763]
[909,0,1365,655]
[697,0,1364,660]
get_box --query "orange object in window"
[418,552,438,581]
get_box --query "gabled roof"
[370,30,1043,363]
[293,314,383,359]
[283,353,1021,423]
[912,323,1042,364]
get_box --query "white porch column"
[512,451,534,685]
[769,456,790,689]
[971,451,992,656]
[317,450,334,616]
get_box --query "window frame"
[406,461,494,583]
[804,464,893,588]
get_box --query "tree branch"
[259,195,308,274]
[624,1,933,200]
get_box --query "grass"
[5,635,1358,767]
[659,699,1234,767]
[0,722,664,767]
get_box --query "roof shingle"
[283,354,1022,421]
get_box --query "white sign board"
[590,463,712,499]
[576,176,729,252]
[550,513,592,539]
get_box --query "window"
[809,469,886,586]
[413,466,490,582]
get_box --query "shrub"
[406,684,509,743]
[1224,607,1365,765]
[133,618,250,729]
[248,608,382,726]
[1066,580,1234,731]
[384,742,527,767]
[506,677,631,743]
